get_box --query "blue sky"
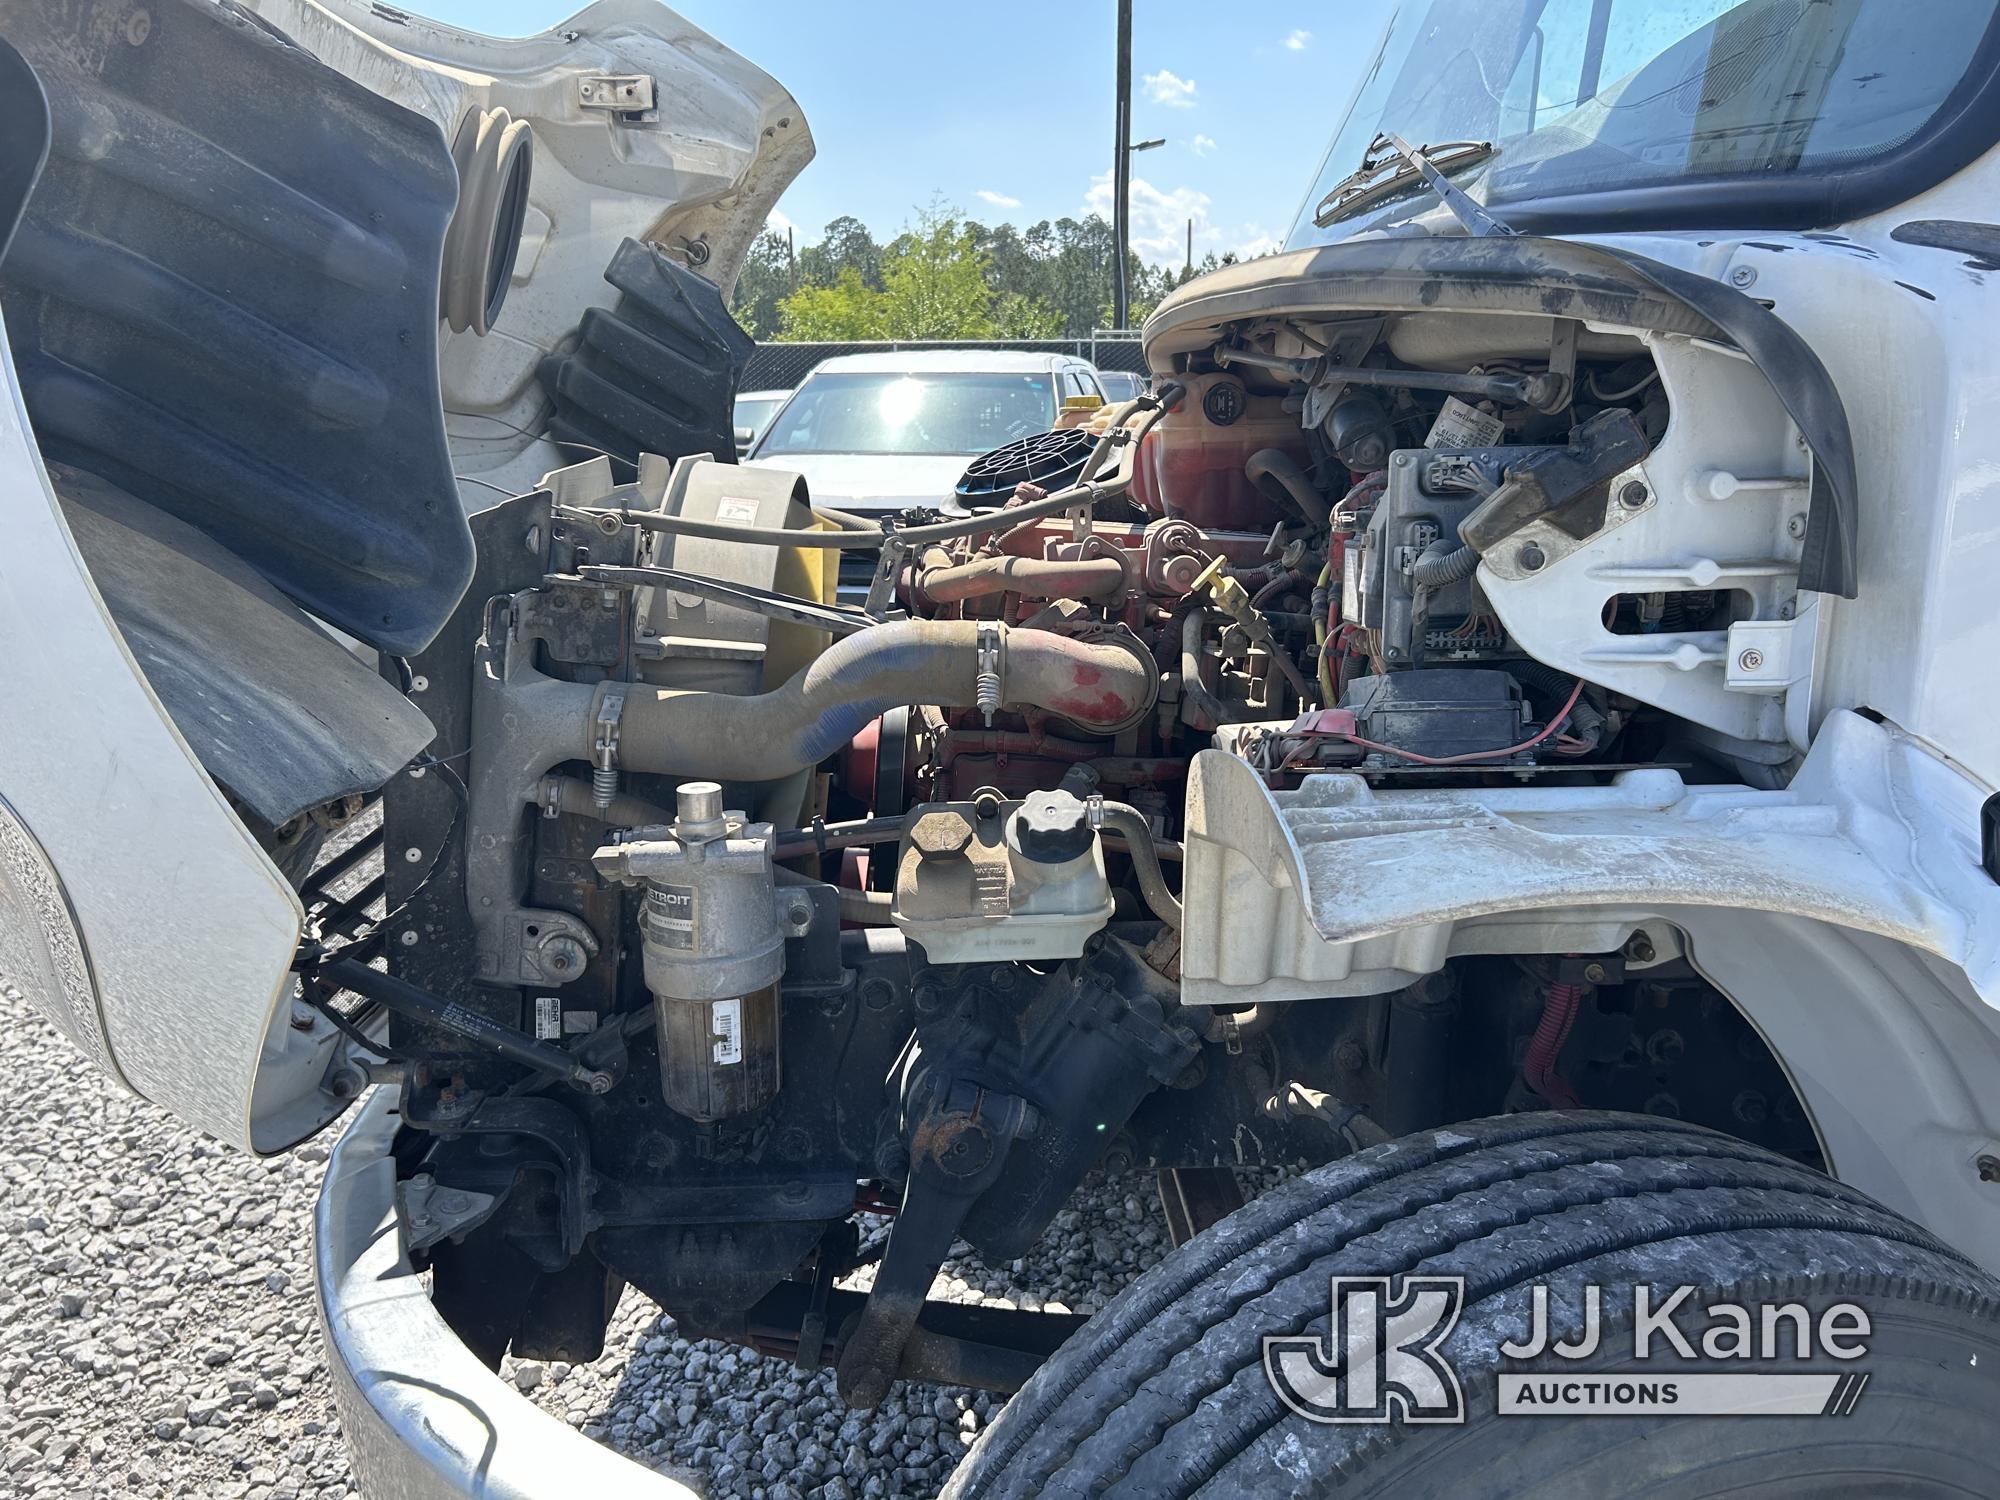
[415,1,1395,264]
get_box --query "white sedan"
[744,349,1104,517]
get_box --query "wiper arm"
[1313,133,1512,237]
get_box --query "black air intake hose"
[1410,537,1481,588]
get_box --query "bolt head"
[910,810,973,861]
[1582,962,1608,984]
[1619,481,1649,508]
[399,929,419,947]
[1980,1155,2000,1183]
[1737,648,1765,672]
[1729,264,1758,288]
[403,846,424,864]
[1518,543,1546,572]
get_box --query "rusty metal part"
[913,547,1127,605]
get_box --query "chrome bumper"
[316,1090,693,1499]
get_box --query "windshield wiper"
[1313,133,1513,237]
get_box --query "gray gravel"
[502,1182,1174,1498]
[0,986,352,1499]
[0,976,1218,1498]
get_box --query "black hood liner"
[539,237,755,468]
[0,0,473,655]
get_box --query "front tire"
[948,1111,2000,1498]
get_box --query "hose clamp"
[591,687,627,812]
[974,621,1003,726]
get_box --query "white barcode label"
[711,997,743,1065]
[1425,396,1505,450]
[534,995,561,1040]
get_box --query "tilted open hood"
[0,0,811,1150]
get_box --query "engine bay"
[284,290,1832,1407]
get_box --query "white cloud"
[1143,69,1197,108]
[765,207,795,237]
[1190,133,1217,157]
[1084,171,1279,265]
[975,189,1022,209]
[1283,29,1312,51]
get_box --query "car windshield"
[733,395,785,436]
[754,371,1055,457]
[1288,0,1999,244]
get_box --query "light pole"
[1112,0,1132,329]
[1112,2,1164,329]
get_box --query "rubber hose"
[539,776,672,828]
[1243,449,1332,530]
[1410,538,1480,587]
[774,867,897,926]
[605,621,1155,783]
[1096,800,1181,931]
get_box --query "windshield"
[1288,0,2000,244]
[753,371,1055,457]
[733,395,785,437]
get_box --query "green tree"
[756,202,1264,343]
[728,229,794,339]
[776,266,886,339]
[799,214,883,290]
[993,290,1066,337]
[878,208,997,339]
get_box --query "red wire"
[1524,978,1586,1109]
[1331,678,1585,767]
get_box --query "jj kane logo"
[1263,1277,1467,1424]
[1264,1278,1872,1424]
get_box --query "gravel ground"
[0,986,351,1499]
[0,977,1210,1499]
[500,1184,1173,1499]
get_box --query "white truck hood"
[0,0,811,1152]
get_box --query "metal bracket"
[578,74,656,118]
[865,534,908,620]
[399,1174,500,1254]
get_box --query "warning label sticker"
[1425,396,1505,451]
[655,883,696,950]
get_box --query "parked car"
[744,349,1103,515]
[732,387,790,456]
[1092,367,1146,402]
[6,1,2000,1498]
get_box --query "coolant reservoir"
[1131,372,1308,531]
[891,791,1113,963]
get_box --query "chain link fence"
[741,330,1145,393]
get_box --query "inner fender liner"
[538,237,755,468]
[54,465,434,827]
[1144,235,1859,598]
[0,0,472,655]
[0,37,45,261]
